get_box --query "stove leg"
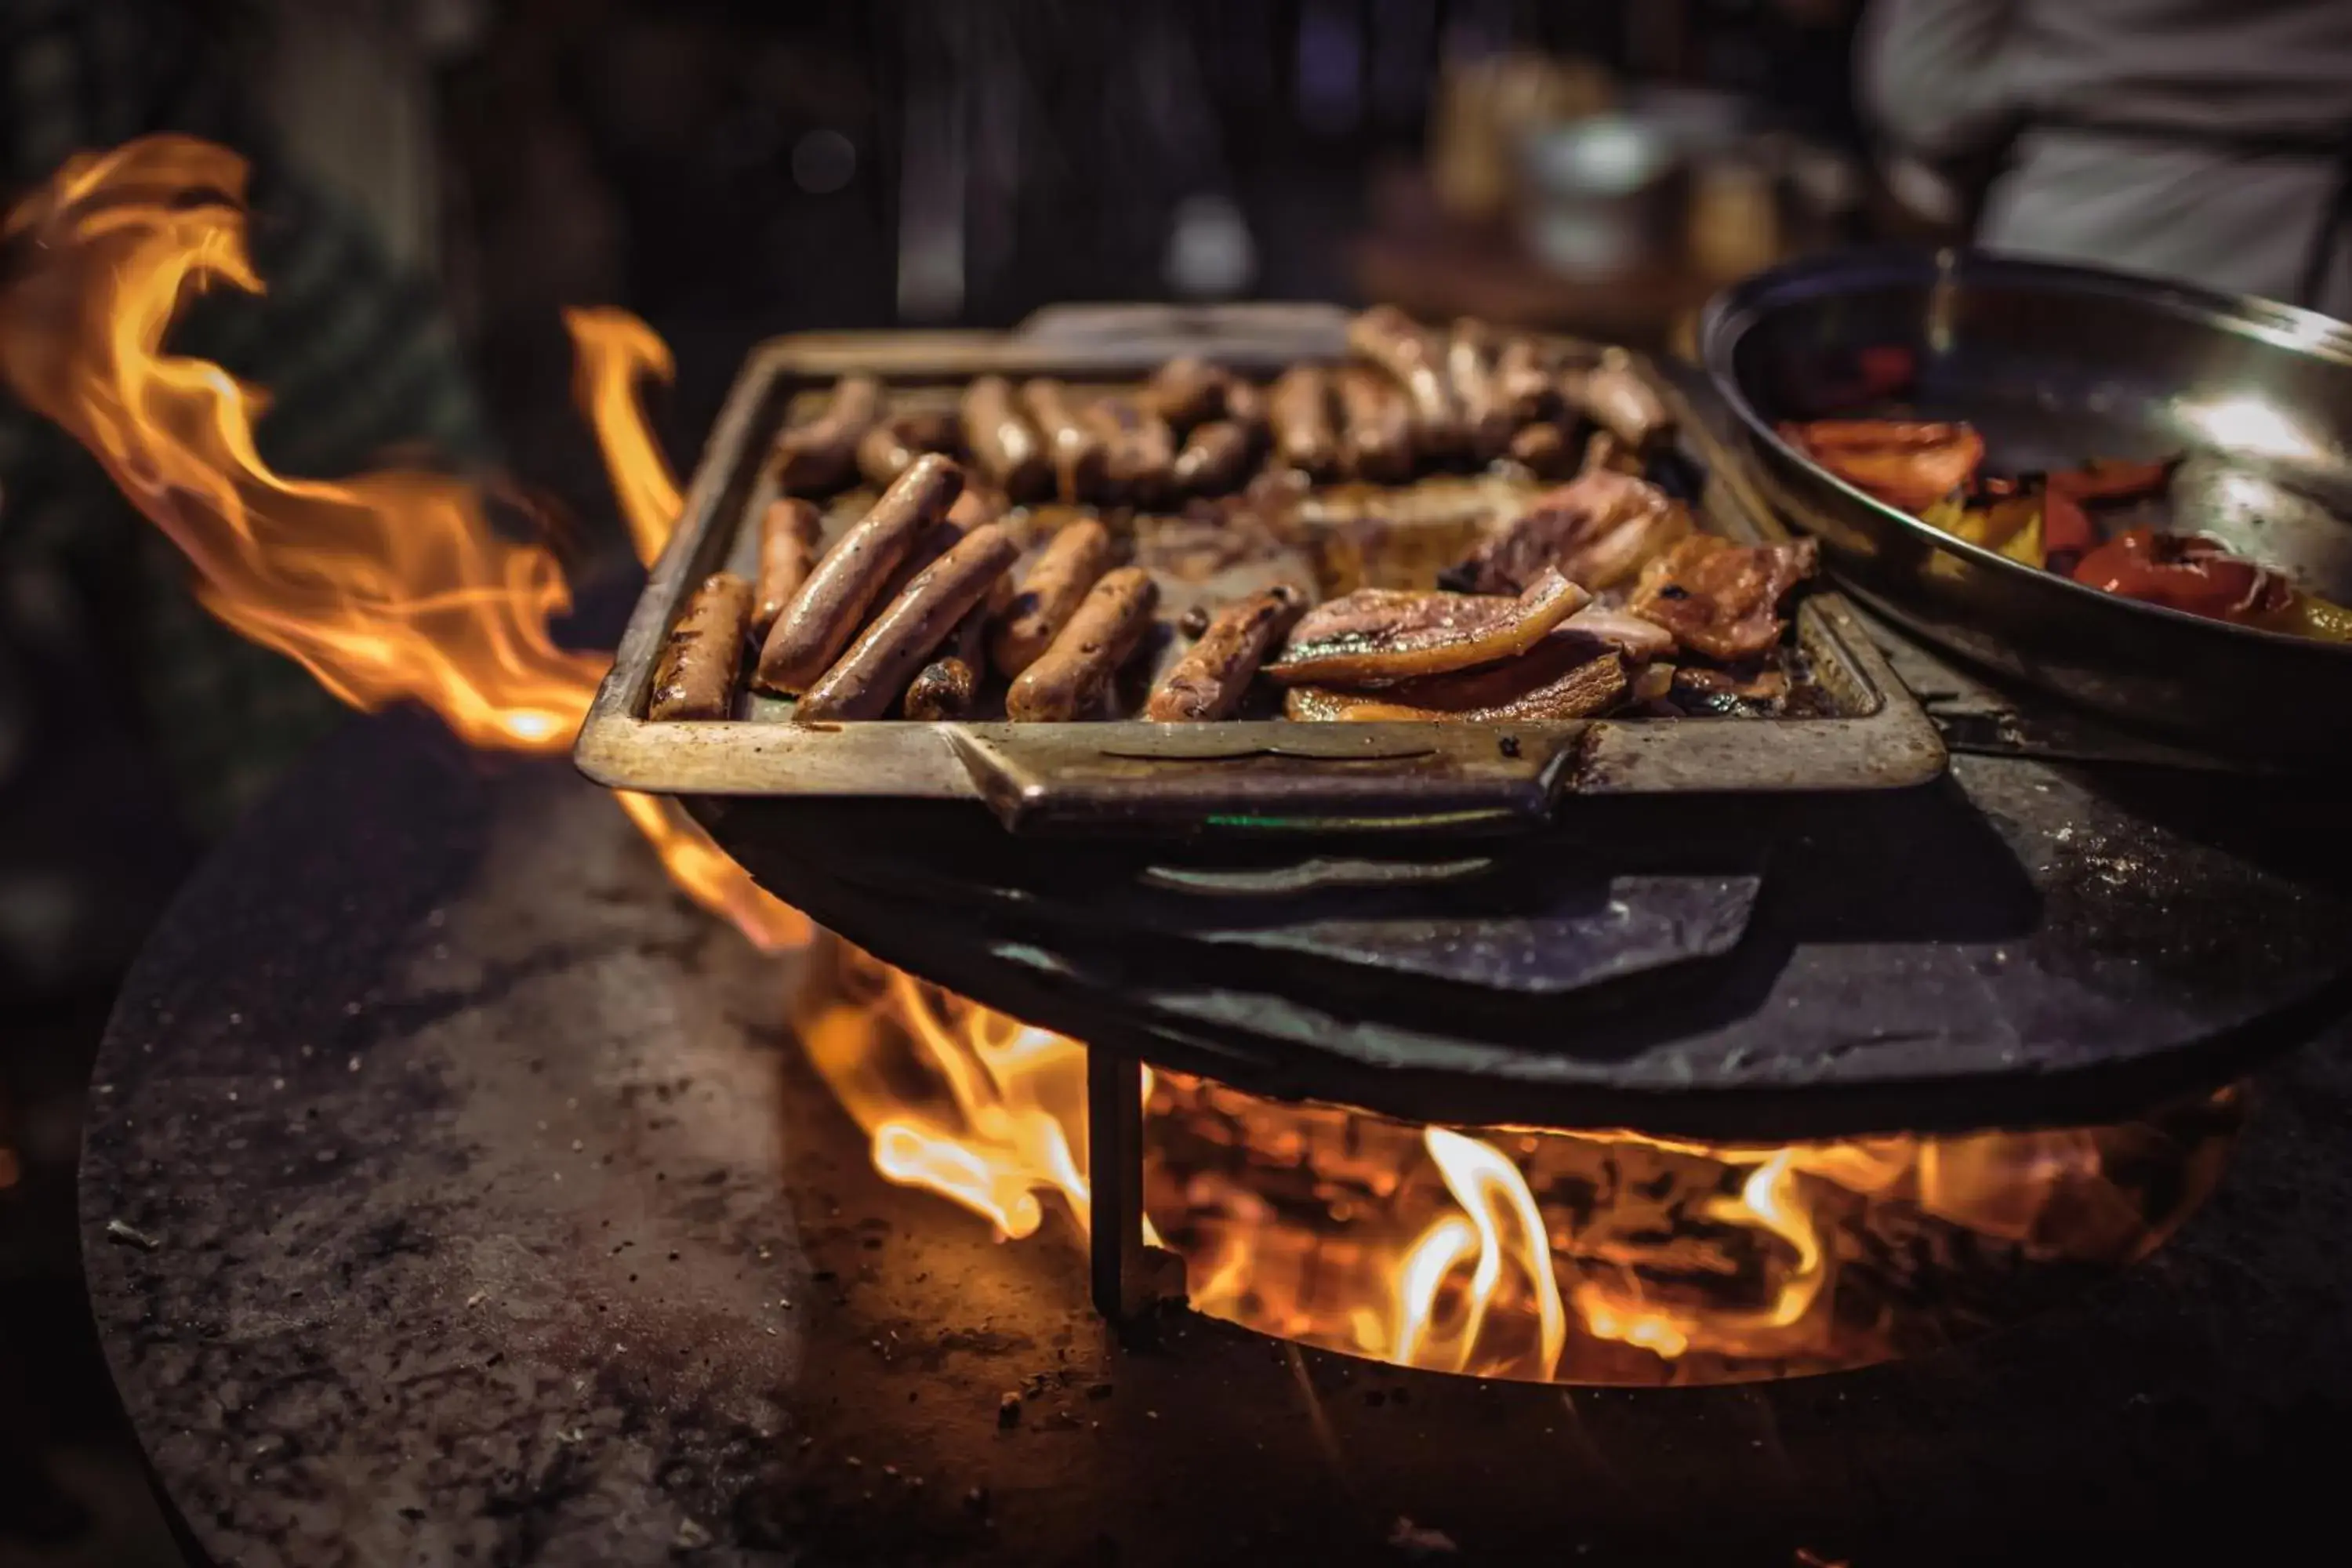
[1087,1047,1152,1323]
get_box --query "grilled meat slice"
[1453,470,1691,595]
[1285,647,1631,723]
[1628,535,1819,663]
[1263,569,1588,686]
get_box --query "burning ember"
[2,134,2245,1389]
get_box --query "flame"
[800,939,2241,1386]
[0,133,800,951]
[563,307,684,567]
[9,134,2245,1389]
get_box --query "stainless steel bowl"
[1700,249,2352,763]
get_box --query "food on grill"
[751,498,822,637]
[1448,469,1692,595]
[702,306,1849,727]
[1084,396,1179,507]
[1570,350,1673,452]
[1443,321,1517,462]
[1143,356,1232,430]
[796,523,1020,722]
[1264,569,1589,687]
[1787,415,2352,640]
[1285,645,1632,724]
[756,452,964,694]
[961,375,1052,503]
[1628,535,1820,663]
[1146,586,1305,721]
[1007,565,1160,721]
[1172,419,1255,498]
[773,373,882,495]
[1492,333,1561,423]
[1334,364,1417,485]
[991,517,1114,678]
[1019,378,1110,503]
[648,571,753,720]
[856,410,959,489]
[1269,365,1341,479]
[1349,304,1463,456]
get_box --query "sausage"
[1334,365,1415,484]
[1019,379,1111,503]
[751,498,823,637]
[1267,365,1340,479]
[1006,565,1160,722]
[960,375,1052,502]
[1573,350,1673,450]
[773,374,883,495]
[1171,419,1254,498]
[795,523,1019,722]
[1143,356,1229,430]
[989,517,1113,678]
[1221,375,1268,445]
[1507,418,1577,479]
[855,410,959,490]
[1348,305,1461,456]
[1445,321,1516,461]
[755,452,964,694]
[1083,396,1178,507]
[873,481,1000,610]
[902,583,1000,720]
[1493,336,1560,423]
[648,572,753,720]
[1145,586,1305,721]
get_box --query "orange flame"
[563,306,684,568]
[0,133,800,951]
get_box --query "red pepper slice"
[2070,528,2291,624]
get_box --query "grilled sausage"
[961,375,1052,502]
[1493,336,1560,423]
[795,523,1019,722]
[648,572,753,720]
[1348,305,1461,456]
[989,517,1112,679]
[1445,321,1516,461]
[1143,355,1229,430]
[1083,396,1178,507]
[1221,375,1268,444]
[855,410,960,490]
[1334,364,1415,483]
[1019,378,1111,503]
[1145,586,1305,721]
[1507,417,1577,479]
[1268,365,1340,479]
[773,374,883,495]
[1573,350,1673,451]
[756,452,964,694]
[1171,419,1254,498]
[751,498,823,637]
[1006,566,1160,722]
[873,483,1001,609]
[902,580,1002,720]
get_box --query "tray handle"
[942,721,1586,835]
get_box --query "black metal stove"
[78,707,2352,1566]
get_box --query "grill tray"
[575,305,1944,836]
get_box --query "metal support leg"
[1086,1047,1153,1322]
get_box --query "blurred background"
[0,0,1949,1559]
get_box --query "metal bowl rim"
[1699,246,2352,661]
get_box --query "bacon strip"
[1262,569,1589,686]
[1628,535,1818,663]
[1454,470,1691,594]
[1286,649,1630,723]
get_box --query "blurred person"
[1860,0,2352,314]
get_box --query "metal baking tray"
[575,304,1945,836]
